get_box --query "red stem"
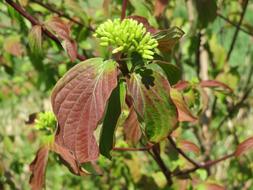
[121,0,128,20]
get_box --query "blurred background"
[0,0,253,189]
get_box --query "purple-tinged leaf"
[29,146,49,190]
[235,137,253,157]
[51,58,118,163]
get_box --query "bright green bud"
[112,46,124,54]
[94,18,158,60]
[35,111,56,132]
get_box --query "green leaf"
[28,25,42,55]
[153,26,184,52]
[51,58,118,163]
[127,67,178,142]
[152,60,182,85]
[99,81,125,159]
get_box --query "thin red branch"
[6,0,86,61]
[173,152,235,176]
[168,137,200,168]
[121,0,128,20]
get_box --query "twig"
[226,0,249,62]
[217,12,253,37]
[168,137,200,167]
[5,0,86,61]
[173,152,235,176]
[215,85,253,134]
[121,0,128,20]
[150,144,173,185]
[30,0,95,32]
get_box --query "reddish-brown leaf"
[170,88,197,122]
[62,39,77,62]
[153,27,184,52]
[205,183,226,190]
[178,140,200,155]
[154,0,169,17]
[52,142,89,175]
[127,15,158,34]
[51,58,118,163]
[173,80,190,91]
[124,107,142,144]
[235,137,253,157]
[45,17,71,40]
[200,80,233,93]
[29,146,49,190]
[4,36,24,57]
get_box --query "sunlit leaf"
[127,66,177,142]
[235,137,253,157]
[51,58,118,163]
[29,146,49,190]
[28,25,42,55]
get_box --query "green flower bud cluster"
[35,111,56,132]
[94,18,158,60]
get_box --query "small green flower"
[94,18,158,60]
[35,111,56,132]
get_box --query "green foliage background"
[1,0,253,189]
